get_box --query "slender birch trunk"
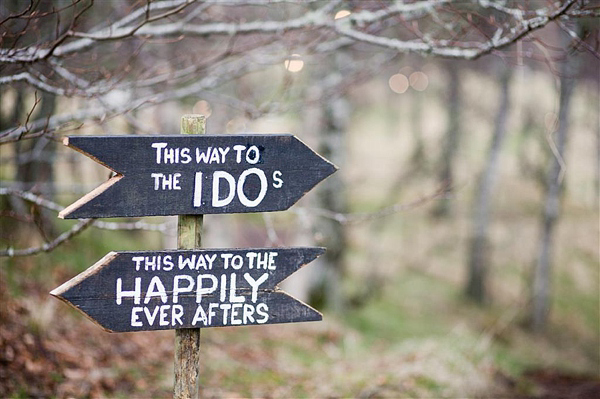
[466,64,512,303]
[531,28,581,331]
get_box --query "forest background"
[0,1,599,397]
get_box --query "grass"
[343,271,456,343]
[1,65,598,397]
[3,200,596,397]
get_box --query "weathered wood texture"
[49,247,325,333]
[175,328,200,399]
[175,114,205,399]
[58,134,337,218]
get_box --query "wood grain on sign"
[58,134,337,219]
[50,247,324,332]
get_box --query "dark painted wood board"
[59,134,337,219]
[50,247,324,332]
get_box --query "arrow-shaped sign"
[59,134,337,219]
[50,247,323,332]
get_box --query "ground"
[1,258,598,398]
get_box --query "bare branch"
[0,38,397,144]
[0,187,63,212]
[0,187,173,233]
[0,218,95,257]
[0,72,66,96]
[41,0,95,61]
[69,0,195,42]
[296,185,450,225]
[334,0,579,60]
[0,0,36,26]
[0,0,448,63]
[556,18,600,60]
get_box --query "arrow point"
[325,161,339,177]
[50,251,118,299]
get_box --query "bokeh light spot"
[389,73,409,94]
[335,10,351,19]
[284,54,304,73]
[409,71,429,91]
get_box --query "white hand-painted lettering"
[245,145,260,164]
[116,277,141,305]
[272,170,283,188]
[212,171,236,207]
[151,142,168,164]
[237,168,267,207]
[123,251,280,327]
[193,171,203,207]
[173,275,195,303]
[151,173,181,190]
[152,143,192,164]
[246,252,277,269]
[195,146,230,164]
[243,272,269,303]
[144,276,168,304]
[196,275,218,303]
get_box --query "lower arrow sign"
[50,247,323,332]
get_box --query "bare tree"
[530,23,583,332]
[2,1,595,137]
[1,0,597,258]
[310,64,349,312]
[466,62,512,304]
[432,61,463,218]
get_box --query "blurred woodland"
[1,0,599,398]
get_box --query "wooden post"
[174,114,206,399]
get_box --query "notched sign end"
[58,174,124,219]
[59,135,127,219]
[49,289,117,334]
[272,290,323,324]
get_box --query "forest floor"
[2,152,599,397]
[3,42,600,398]
[1,238,598,398]
[3,55,599,399]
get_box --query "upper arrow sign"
[59,134,337,219]
[50,247,324,332]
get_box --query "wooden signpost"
[50,248,324,332]
[58,134,337,219]
[175,115,205,399]
[52,114,336,398]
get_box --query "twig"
[0,187,173,232]
[295,185,450,225]
[1,218,95,257]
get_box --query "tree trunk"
[432,63,461,217]
[595,78,600,205]
[466,64,512,304]
[310,92,349,312]
[0,86,26,241]
[530,29,580,331]
[410,82,426,170]
[14,91,58,240]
